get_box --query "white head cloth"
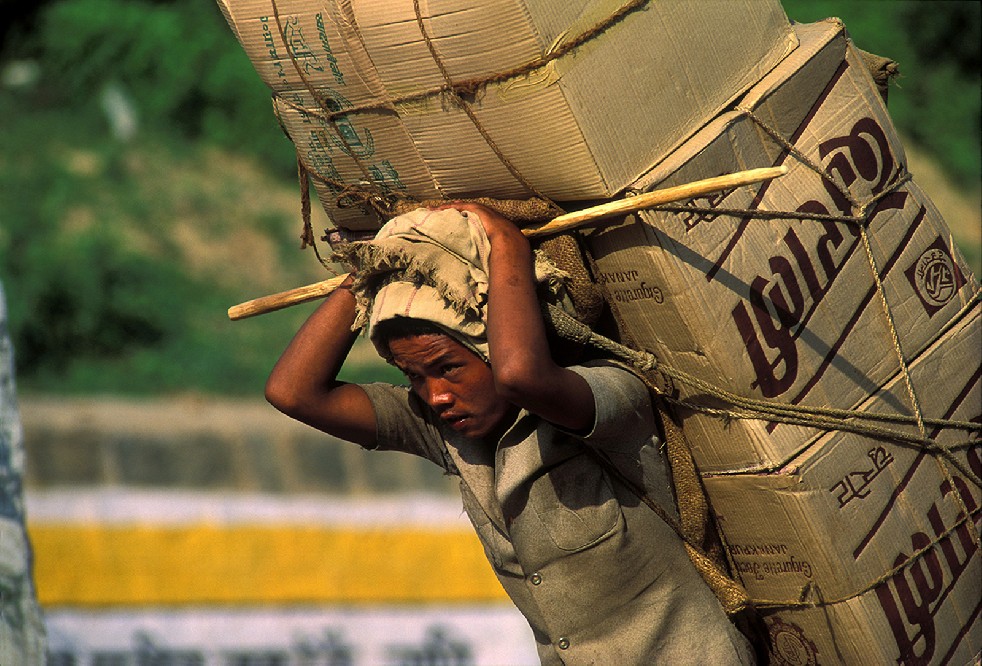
[335,207,571,362]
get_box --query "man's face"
[388,333,516,440]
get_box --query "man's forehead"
[389,333,469,367]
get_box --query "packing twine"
[266,0,650,256]
[544,300,981,616]
[544,303,980,481]
[526,234,975,624]
[589,442,754,616]
[271,0,648,124]
[560,105,981,616]
[751,510,980,611]
[737,107,981,555]
[410,0,567,219]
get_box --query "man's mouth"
[442,413,470,430]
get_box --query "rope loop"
[269,0,648,236]
[334,183,412,217]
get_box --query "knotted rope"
[267,0,648,259]
[541,104,981,618]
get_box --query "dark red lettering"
[783,226,823,302]
[819,117,895,199]
[732,299,796,398]
[878,536,942,666]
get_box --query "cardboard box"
[218,0,797,229]
[585,19,982,662]
[758,577,979,666]
[705,305,980,664]
[585,20,981,473]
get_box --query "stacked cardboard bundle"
[216,0,797,229]
[220,2,980,661]
[587,20,980,664]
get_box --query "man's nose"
[423,378,453,408]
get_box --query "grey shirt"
[362,361,753,665]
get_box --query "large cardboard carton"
[218,0,797,229]
[585,20,980,473]
[585,19,981,662]
[705,305,980,665]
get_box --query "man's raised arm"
[439,203,596,432]
[265,275,378,446]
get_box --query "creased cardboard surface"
[705,305,980,600]
[587,20,980,472]
[585,20,981,663]
[218,0,797,229]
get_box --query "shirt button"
[529,572,542,585]
[558,637,570,650]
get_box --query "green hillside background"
[1,0,979,397]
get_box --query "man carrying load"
[265,203,757,664]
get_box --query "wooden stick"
[228,274,351,320]
[228,166,786,320]
[523,166,787,237]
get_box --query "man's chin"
[446,406,518,440]
[447,416,501,441]
[449,417,483,437]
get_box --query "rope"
[410,0,566,217]
[856,217,972,540]
[269,0,567,247]
[295,157,335,271]
[567,109,980,475]
[271,0,649,123]
[750,507,980,611]
[739,105,978,545]
[269,0,393,254]
[270,0,650,237]
[635,203,866,227]
[535,234,605,326]
[256,0,982,628]
[546,302,981,614]
[539,101,981,618]
[270,0,376,190]
[543,302,981,484]
[589,446,754,616]
[269,0,649,239]
[738,107,865,212]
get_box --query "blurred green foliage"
[0,0,307,393]
[0,95,305,395]
[0,0,978,395]
[783,0,981,189]
[3,0,296,177]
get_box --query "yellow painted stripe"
[29,524,507,607]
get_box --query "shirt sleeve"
[359,382,455,473]
[566,361,659,454]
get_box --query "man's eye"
[441,364,460,376]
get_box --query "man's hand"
[431,202,526,246]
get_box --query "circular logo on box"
[905,237,965,316]
[913,248,957,307]
[768,617,818,666]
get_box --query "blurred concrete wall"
[20,396,457,495]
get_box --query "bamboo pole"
[228,166,786,320]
